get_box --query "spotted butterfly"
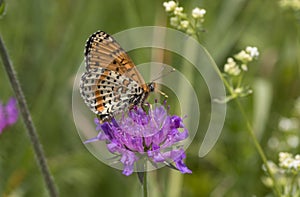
[80,30,155,122]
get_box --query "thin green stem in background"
[203,38,282,196]
[143,171,148,197]
[0,35,59,197]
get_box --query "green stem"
[143,171,148,197]
[289,174,297,195]
[237,73,244,88]
[0,35,59,197]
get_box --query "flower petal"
[0,102,6,133]
[174,151,192,174]
[120,151,138,176]
[5,98,18,125]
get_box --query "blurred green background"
[0,0,300,196]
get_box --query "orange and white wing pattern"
[80,31,154,122]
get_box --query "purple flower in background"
[0,98,18,134]
[85,104,192,176]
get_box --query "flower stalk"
[0,35,58,197]
[143,171,148,197]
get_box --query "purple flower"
[85,104,192,176]
[0,98,18,134]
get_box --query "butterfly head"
[147,82,169,99]
[147,82,156,92]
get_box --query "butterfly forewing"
[84,31,145,84]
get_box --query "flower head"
[234,50,253,63]
[163,1,177,12]
[170,16,180,27]
[174,7,184,16]
[85,104,192,176]
[179,20,189,29]
[234,47,259,64]
[279,152,300,172]
[0,98,18,134]
[192,7,206,19]
[224,57,241,76]
[245,46,259,59]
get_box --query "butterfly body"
[80,31,155,122]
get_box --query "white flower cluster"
[163,1,206,33]
[262,152,300,196]
[279,152,300,172]
[224,46,259,76]
[246,46,260,58]
[163,1,177,12]
[221,46,259,102]
[234,46,259,64]
[278,117,299,131]
[268,98,300,150]
[192,7,206,22]
[279,0,300,11]
[224,58,241,76]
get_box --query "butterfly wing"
[80,31,147,121]
[80,68,144,120]
[84,31,145,85]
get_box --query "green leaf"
[253,78,273,139]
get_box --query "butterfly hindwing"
[80,68,143,117]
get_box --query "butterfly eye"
[148,82,156,92]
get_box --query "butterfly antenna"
[152,64,166,80]
[151,66,175,82]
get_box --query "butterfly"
[80,30,156,123]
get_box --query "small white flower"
[227,57,235,63]
[224,58,241,76]
[186,28,195,35]
[241,64,248,71]
[279,0,300,11]
[279,152,292,160]
[247,89,253,94]
[180,20,189,29]
[163,1,177,12]
[192,7,206,19]
[279,152,293,168]
[170,16,179,27]
[290,159,300,170]
[268,137,279,149]
[287,135,299,148]
[174,7,183,15]
[278,117,298,131]
[245,46,259,58]
[234,88,243,94]
[278,152,300,171]
[235,50,253,63]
